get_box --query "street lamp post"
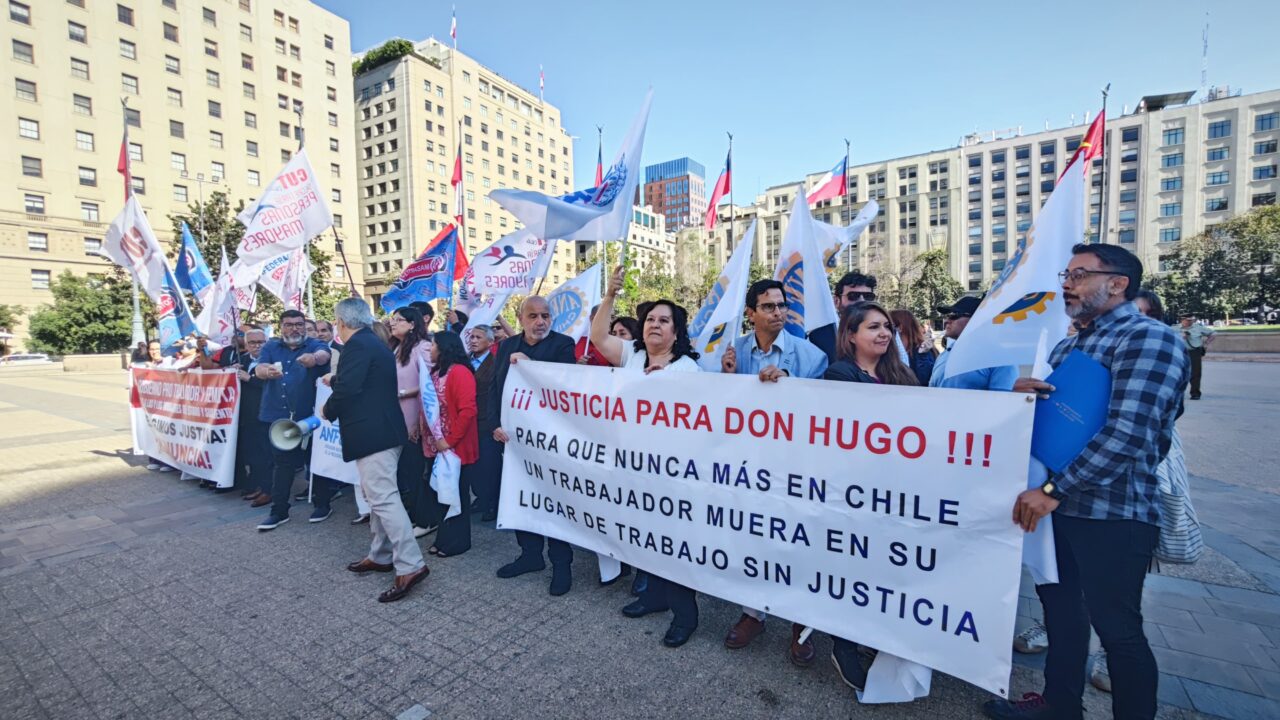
[179,171,221,245]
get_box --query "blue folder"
[1031,350,1112,473]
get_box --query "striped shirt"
[1049,301,1190,525]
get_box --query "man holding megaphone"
[320,297,430,603]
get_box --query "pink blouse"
[394,339,432,435]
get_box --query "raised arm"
[590,264,628,367]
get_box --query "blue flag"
[156,263,199,354]
[174,222,214,303]
[380,226,458,313]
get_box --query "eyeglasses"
[841,291,876,302]
[1057,269,1124,284]
[281,321,306,329]
[754,302,786,314]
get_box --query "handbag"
[1154,428,1204,564]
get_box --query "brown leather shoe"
[243,490,262,502]
[250,493,271,508]
[346,558,394,574]
[724,613,765,649]
[378,565,430,603]
[789,623,816,667]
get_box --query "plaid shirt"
[1049,301,1189,524]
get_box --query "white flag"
[943,158,1083,377]
[491,91,652,241]
[103,195,197,348]
[546,263,602,342]
[279,247,314,312]
[817,199,879,269]
[691,220,756,371]
[196,249,240,344]
[773,188,839,337]
[468,229,553,295]
[461,292,512,336]
[232,149,332,286]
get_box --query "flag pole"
[331,228,359,297]
[844,138,853,271]
[727,132,735,265]
[120,96,146,345]
[1099,83,1110,245]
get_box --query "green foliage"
[905,249,965,322]
[1151,206,1280,321]
[352,39,417,76]
[26,270,140,354]
[0,304,23,331]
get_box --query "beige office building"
[574,206,674,277]
[352,38,576,305]
[708,87,1280,293]
[2,0,362,350]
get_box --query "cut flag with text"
[232,149,333,288]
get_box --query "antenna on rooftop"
[1201,13,1209,101]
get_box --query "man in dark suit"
[322,297,430,603]
[491,296,578,596]
[467,324,501,521]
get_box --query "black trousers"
[1189,346,1205,396]
[395,440,429,527]
[433,462,473,555]
[639,574,698,629]
[515,530,572,567]
[1038,514,1160,720]
[235,419,272,493]
[471,431,502,514]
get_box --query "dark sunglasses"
[946,313,972,321]
[841,291,877,302]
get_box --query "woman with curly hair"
[590,265,701,648]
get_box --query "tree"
[0,304,23,332]
[1218,205,1280,321]
[905,249,965,323]
[26,270,142,354]
[167,190,343,323]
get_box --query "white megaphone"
[269,415,322,451]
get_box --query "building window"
[1206,171,1230,186]
[1255,165,1279,180]
[1161,176,1182,191]
[31,270,50,290]
[76,131,94,151]
[69,21,88,43]
[12,39,33,63]
[203,6,216,25]
[246,140,258,157]
[247,169,260,186]
[1206,197,1228,212]
[1160,202,1182,217]
[1161,153,1184,168]
[78,167,97,186]
[209,130,223,149]
[169,119,184,138]
[327,86,337,101]
[241,53,253,70]
[289,44,300,60]
[204,39,218,58]
[81,201,100,221]
[1256,140,1278,156]
[329,137,339,152]
[1118,209,1137,224]
[163,87,182,107]
[21,156,41,177]
[244,112,257,128]
[173,184,188,202]
[1207,119,1231,139]
[208,100,221,118]
[243,82,256,99]
[9,1,30,24]
[122,74,139,94]
[165,55,180,74]
[19,117,39,139]
[1118,228,1135,243]
[84,237,102,255]
[325,60,336,77]
[278,121,290,138]
[164,23,179,42]
[119,39,137,60]
[1207,147,1229,162]
[324,34,334,49]
[1253,192,1277,207]
[1162,128,1184,146]
[328,112,338,127]
[1120,168,1138,183]
[128,142,141,162]
[116,3,135,24]
[1040,179,1054,193]
[240,23,252,41]
[1121,127,1139,142]
[124,108,140,128]
[210,162,224,181]
[24,193,44,214]
[207,69,220,87]
[331,163,340,178]
[15,78,36,102]
[1159,227,1181,243]
[1255,111,1279,132]
[170,152,186,172]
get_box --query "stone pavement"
[0,366,1277,719]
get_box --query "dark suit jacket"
[488,331,577,427]
[323,326,408,462]
[474,351,497,432]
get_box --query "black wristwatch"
[1040,480,1066,501]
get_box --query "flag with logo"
[773,188,839,339]
[817,199,879,269]
[468,229,552,296]
[380,225,459,312]
[546,263,602,342]
[196,248,240,345]
[174,222,214,304]
[691,221,756,370]
[279,247,314,313]
[104,195,197,349]
[491,90,652,241]
[232,149,332,287]
[944,112,1101,378]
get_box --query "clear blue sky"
[316,0,1278,200]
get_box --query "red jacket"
[575,337,612,367]
[422,364,479,464]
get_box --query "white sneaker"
[146,463,162,471]
[156,466,174,473]
[1013,621,1049,654]
[1089,650,1111,692]
[413,525,437,539]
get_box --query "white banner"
[232,149,332,286]
[498,361,1031,697]
[130,367,240,488]
[310,381,358,485]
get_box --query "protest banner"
[310,381,359,485]
[130,367,240,488]
[498,361,1033,697]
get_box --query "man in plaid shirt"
[985,244,1189,720]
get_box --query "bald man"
[490,296,579,596]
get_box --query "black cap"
[936,295,982,317]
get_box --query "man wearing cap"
[929,295,1018,391]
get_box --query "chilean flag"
[704,151,732,230]
[451,134,464,230]
[594,136,604,187]
[1062,110,1105,179]
[807,156,847,205]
